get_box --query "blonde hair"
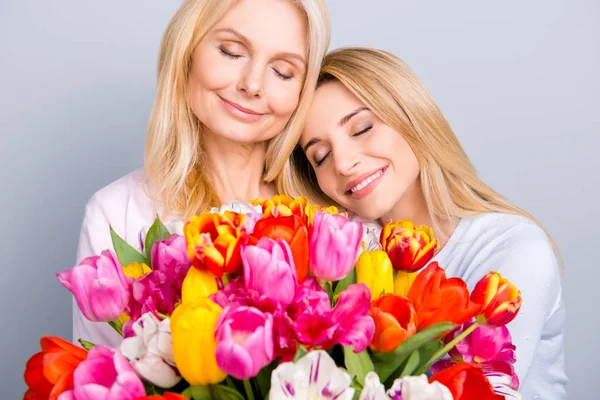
[282,47,562,263]
[144,0,330,220]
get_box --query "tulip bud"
[471,272,522,327]
[356,250,394,300]
[380,220,438,272]
[170,299,226,385]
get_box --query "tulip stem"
[418,321,480,375]
[243,379,255,400]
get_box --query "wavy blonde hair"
[281,47,561,263]
[144,0,330,220]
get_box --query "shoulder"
[443,212,561,287]
[81,168,157,242]
[84,168,149,216]
[459,212,555,259]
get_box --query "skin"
[300,81,454,241]
[187,0,308,203]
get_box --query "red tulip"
[23,336,87,400]
[430,362,503,399]
[407,263,481,330]
[252,215,309,283]
[471,271,522,327]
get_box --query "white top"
[73,168,167,348]
[431,212,567,399]
[73,169,567,398]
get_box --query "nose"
[332,143,360,176]
[237,60,264,98]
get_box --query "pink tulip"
[57,345,145,400]
[150,235,190,286]
[57,250,129,322]
[431,321,519,390]
[215,305,274,380]
[242,238,298,306]
[309,211,362,281]
[294,283,375,353]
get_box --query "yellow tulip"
[356,250,394,300]
[122,262,151,279]
[170,299,226,385]
[181,267,219,304]
[394,270,419,297]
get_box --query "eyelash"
[272,67,293,81]
[219,46,241,59]
[314,125,373,167]
[220,45,293,81]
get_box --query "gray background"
[1,0,598,398]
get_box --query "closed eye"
[219,45,242,59]
[353,125,373,137]
[315,151,330,167]
[272,67,294,81]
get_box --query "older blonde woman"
[284,47,567,399]
[73,0,330,347]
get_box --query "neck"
[379,179,456,250]
[202,130,277,204]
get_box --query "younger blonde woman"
[283,47,567,399]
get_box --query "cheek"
[316,169,343,203]
[265,80,302,117]
[189,47,238,92]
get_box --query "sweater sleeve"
[72,194,124,348]
[471,223,568,399]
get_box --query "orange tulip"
[429,362,502,399]
[252,215,309,283]
[185,212,249,277]
[370,294,417,352]
[471,271,522,327]
[23,336,88,400]
[136,393,188,400]
[380,220,439,272]
[253,195,310,223]
[407,262,482,330]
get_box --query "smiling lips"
[219,96,264,122]
[345,167,387,199]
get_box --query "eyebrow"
[214,28,306,66]
[303,107,370,152]
[338,107,369,127]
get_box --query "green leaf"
[343,346,374,386]
[181,387,193,399]
[190,385,212,400]
[110,225,147,266]
[334,268,357,295]
[214,384,245,400]
[144,215,171,266]
[319,280,335,307]
[108,320,123,336]
[255,360,277,398]
[412,339,444,376]
[77,339,95,351]
[293,346,309,362]
[372,322,455,382]
[397,350,420,378]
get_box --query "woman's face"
[188,0,307,144]
[300,81,421,221]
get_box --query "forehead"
[302,81,366,141]
[214,0,307,54]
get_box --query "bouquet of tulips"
[23,195,523,400]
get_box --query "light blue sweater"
[431,212,567,399]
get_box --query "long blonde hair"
[282,47,561,262]
[144,0,330,220]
